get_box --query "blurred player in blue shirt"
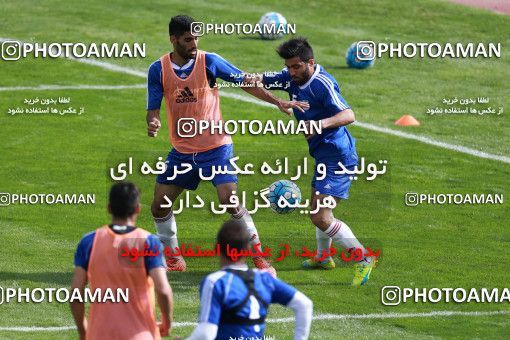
[186,219,312,340]
[262,38,376,286]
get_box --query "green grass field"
[0,0,509,339]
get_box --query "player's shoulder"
[199,270,230,298]
[76,230,96,253]
[310,65,340,95]
[149,59,161,69]
[145,232,162,245]
[148,59,162,73]
[80,230,96,243]
[204,51,227,63]
[253,268,277,286]
[312,65,339,87]
[202,270,229,286]
[205,51,241,68]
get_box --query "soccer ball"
[258,12,288,40]
[346,42,375,69]
[267,180,302,214]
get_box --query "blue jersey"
[74,225,165,274]
[147,52,244,110]
[198,265,297,339]
[263,65,358,166]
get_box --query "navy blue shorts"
[312,161,357,199]
[156,144,237,190]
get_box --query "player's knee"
[218,192,234,206]
[151,199,170,218]
[150,201,161,217]
[217,193,239,215]
[310,213,331,229]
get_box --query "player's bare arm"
[304,109,356,139]
[321,108,356,128]
[150,267,174,336]
[147,109,162,137]
[70,267,88,340]
[241,75,309,115]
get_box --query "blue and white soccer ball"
[346,42,375,69]
[267,180,302,214]
[258,12,288,40]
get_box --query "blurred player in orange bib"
[146,15,309,275]
[70,182,173,339]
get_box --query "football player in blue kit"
[147,15,309,275]
[262,37,376,286]
[186,219,312,340]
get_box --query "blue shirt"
[198,265,297,339]
[147,52,245,110]
[74,225,165,274]
[263,65,358,165]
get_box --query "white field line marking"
[353,121,510,164]
[215,94,510,165]
[0,84,145,91]
[2,37,509,164]
[1,310,508,332]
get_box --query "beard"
[176,43,197,60]
[293,67,312,85]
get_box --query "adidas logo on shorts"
[175,86,197,103]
